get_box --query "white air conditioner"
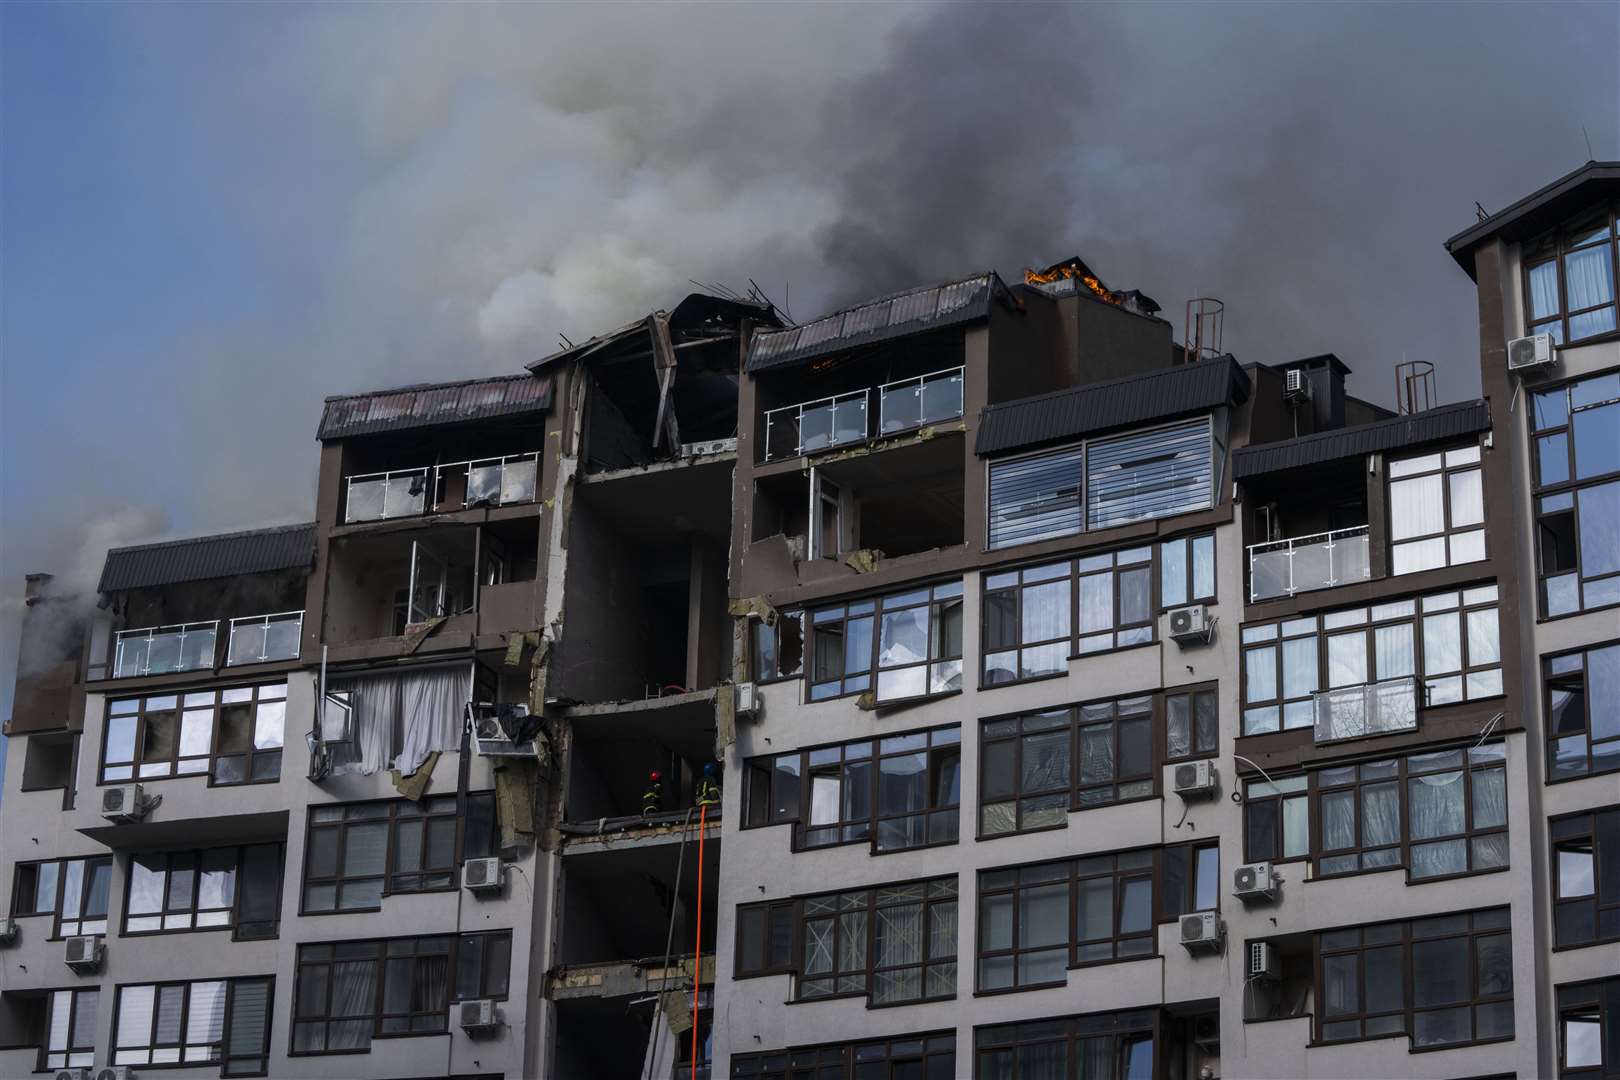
[1247,940,1279,981]
[1171,760,1218,800]
[1507,332,1556,372]
[100,783,147,823]
[1168,604,1212,645]
[1179,912,1224,955]
[0,916,17,946]
[681,437,737,458]
[462,857,504,895]
[64,936,103,972]
[95,1067,134,1080]
[54,1069,90,1080]
[1284,368,1313,400]
[1233,861,1276,903]
[458,998,501,1033]
[735,681,758,719]
[466,702,541,758]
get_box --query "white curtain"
[329,674,399,776]
[1390,474,1444,541]
[395,667,467,775]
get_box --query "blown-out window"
[808,582,962,703]
[1551,806,1620,949]
[102,683,286,786]
[1546,642,1620,782]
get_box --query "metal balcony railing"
[763,389,869,461]
[345,467,429,523]
[113,621,219,678]
[1248,525,1371,602]
[440,452,539,508]
[878,366,965,436]
[1313,675,1418,744]
[227,611,304,666]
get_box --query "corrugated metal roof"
[1233,400,1491,480]
[1444,160,1620,279]
[99,523,316,593]
[317,373,552,442]
[746,272,1005,373]
[976,357,1251,457]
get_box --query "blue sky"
[2,2,1616,786]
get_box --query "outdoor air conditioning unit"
[1172,760,1218,800]
[735,681,758,719]
[462,857,504,895]
[1168,604,1212,646]
[467,702,541,757]
[100,783,147,823]
[1233,861,1276,903]
[0,916,18,946]
[1507,332,1556,372]
[681,437,737,458]
[458,999,502,1034]
[1179,912,1224,955]
[64,936,103,972]
[95,1068,135,1080]
[53,1069,90,1080]
[1284,368,1313,400]
[1247,940,1280,981]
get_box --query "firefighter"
[641,770,663,817]
[695,761,721,809]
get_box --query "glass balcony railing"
[878,366,965,436]
[112,621,219,678]
[345,467,429,523]
[763,390,869,461]
[1248,525,1371,602]
[1313,675,1418,744]
[227,611,304,666]
[446,452,539,508]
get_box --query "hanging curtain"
[395,668,466,775]
[328,674,399,776]
[328,959,377,1050]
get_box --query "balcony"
[226,611,303,666]
[343,453,541,524]
[761,366,965,462]
[446,452,539,508]
[1313,675,1417,744]
[112,621,219,678]
[1248,526,1370,602]
[345,467,429,523]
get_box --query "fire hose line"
[690,803,708,1080]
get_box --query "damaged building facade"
[2,161,1618,1080]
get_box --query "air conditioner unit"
[95,1068,135,1080]
[681,437,737,458]
[1233,861,1276,903]
[100,783,147,823]
[1507,332,1556,372]
[1284,368,1313,400]
[64,936,103,972]
[458,998,501,1033]
[1247,940,1279,981]
[462,857,504,895]
[1179,912,1224,955]
[53,1069,90,1080]
[466,702,541,757]
[735,681,758,719]
[1172,760,1218,800]
[1168,604,1212,645]
[0,916,17,946]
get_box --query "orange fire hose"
[690,802,707,1080]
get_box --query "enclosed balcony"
[1248,526,1371,602]
[1313,675,1417,744]
[760,366,965,462]
[112,621,218,678]
[226,611,303,666]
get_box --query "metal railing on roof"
[226,611,303,666]
[112,621,219,678]
[1248,525,1371,602]
[761,365,965,462]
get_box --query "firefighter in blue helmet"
[695,761,721,809]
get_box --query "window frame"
[731,1032,957,1079]
[100,681,288,787]
[793,876,958,1007]
[1522,204,1620,346]
[973,1008,1159,1080]
[289,931,512,1055]
[1386,443,1488,576]
[1243,773,1311,864]
[1530,370,1620,619]
[300,793,498,915]
[37,986,99,1072]
[110,975,275,1076]
[1164,683,1219,762]
[1551,805,1620,951]
[1157,840,1220,923]
[733,899,796,979]
[750,609,804,684]
[9,855,114,939]
[121,843,284,941]
[806,581,964,704]
[1545,641,1620,783]
[1556,977,1619,1078]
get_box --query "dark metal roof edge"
[1232,399,1490,479]
[1443,161,1620,275]
[322,372,540,406]
[97,523,317,594]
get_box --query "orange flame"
[1024,263,1119,304]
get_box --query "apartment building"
[1,165,1616,1080]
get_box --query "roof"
[746,272,1011,374]
[1444,160,1620,279]
[976,356,1251,457]
[98,523,317,593]
[1232,399,1491,480]
[317,373,552,442]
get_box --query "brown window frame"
[1552,805,1620,950]
[1159,531,1217,610]
[110,974,275,1076]
[731,1032,956,1078]
[10,855,114,939]
[100,682,288,787]
[732,899,795,979]
[1556,977,1619,1078]
[1243,773,1311,864]
[750,609,803,683]
[1158,840,1220,923]
[1522,203,1620,346]
[1386,443,1487,576]
[1546,641,1620,783]
[1314,907,1513,1050]
[122,843,284,941]
[300,793,497,915]
[37,986,99,1073]
[1164,684,1219,762]
[974,1008,1159,1080]
[807,582,964,705]
[1529,369,1620,619]
[794,876,958,1007]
